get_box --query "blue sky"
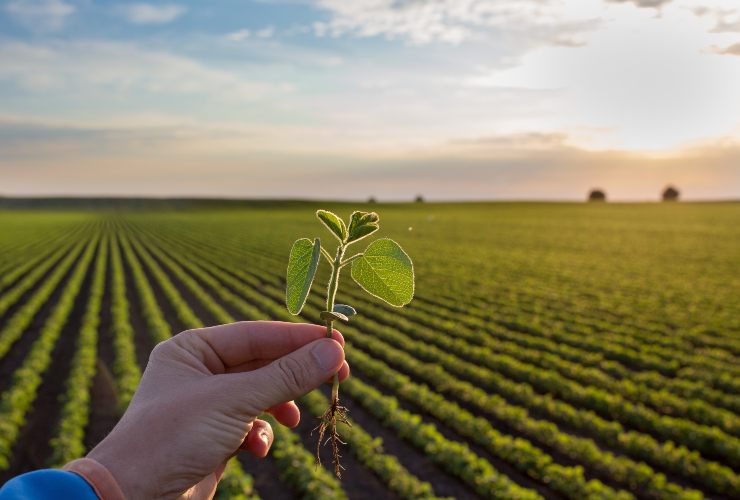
[1,0,739,200]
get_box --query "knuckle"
[148,340,172,363]
[275,356,308,392]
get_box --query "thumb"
[227,338,344,417]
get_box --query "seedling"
[285,209,414,477]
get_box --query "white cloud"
[312,0,602,46]
[4,0,75,31]
[256,26,275,38]
[226,28,250,41]
[119,3,186,25]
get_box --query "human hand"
[87,321,349,499]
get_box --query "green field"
[0,202,738,499]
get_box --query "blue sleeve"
[0,469,99,499]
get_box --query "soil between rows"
[0,245,71,333]
[0,243,87,395]
[0,241,97,482]
[86,247,120,450]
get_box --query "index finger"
[176,321,345,373]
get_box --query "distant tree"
[662,186,680,202]
[588,189,607,202]
[415,194,424,203]
[368,196,377,204]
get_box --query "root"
[312,394,351,478]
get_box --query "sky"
[1,0,739,201]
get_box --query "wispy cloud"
[1,115,738,200]
[119,3,186,25]
[312,0,601,46]
[226,28,250,41]
[716,41,740,55]
[256,26,275,38]
[606,0,673,9]
[0,40,283,100]
[4,0,74,32]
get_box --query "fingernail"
[312,340,343,372]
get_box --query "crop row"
[427,279,737,361]
[262,413,347,499]
[341,288,739,437]
[338,378,543,499]
[48,231,109,465]
[419,281,740,389]
[0,223,78,277]
[425,261,739,344]
[0,226,83,299]
[424,299,740,413]
[457,293,739,381]
[116,227,170,345]
[0,233,89,360]
[0,233,98,468]
[340,325,726,498]
[299,390,445,500]
[344,348,633,500]
[158,226,740,466]
[110,231,143,407]
[0,230,80,327]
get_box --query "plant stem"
[325,244,346,397]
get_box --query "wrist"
[87,439,150,499]
[63,458,127,500]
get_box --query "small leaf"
[351,238,414,307]
[316,210,347,242]
[333,304,357,317]
[320,310,349,323]
[286,238,321,315]
[347,211,380,243]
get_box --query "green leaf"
[320,310,349,323]
[347,211,380,243]
[351,238,414,307]
[333,304,357,317]
[316,210,347,242]
[286,238,321,314]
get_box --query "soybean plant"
[285,209,414,477]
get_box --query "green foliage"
[0,233,99,469]
[1,204,738,499]
[347,211,379,243]
[49,231,109,466]
[316,210,347,242]
[351,238,414,307]
[286,238,321,315]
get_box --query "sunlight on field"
[0,202,738,499]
